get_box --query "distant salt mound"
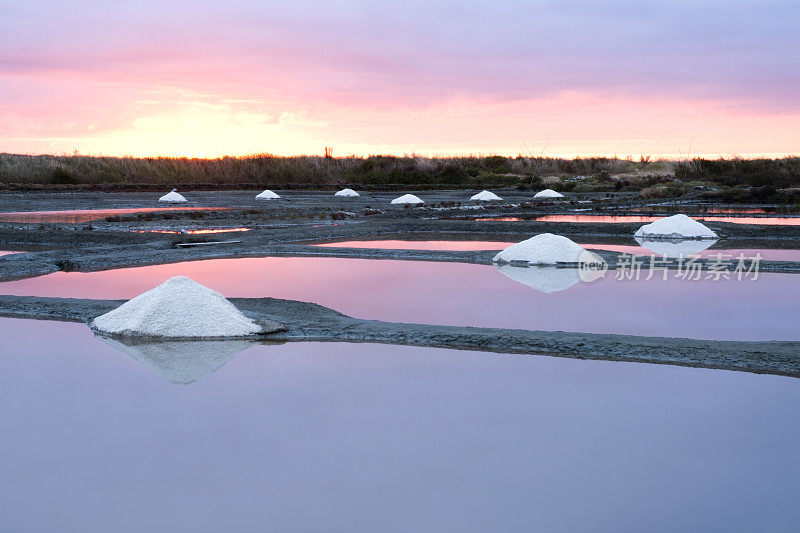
[493,233,600,265]
[471,190,503,201]
[533,189,564,198]
[256,189,281,200]
[635,236,718,258]
[335,188,360,197]
[495,264,581,293]
[159,189,187,203]
[99,337,253,384]
[391,193,424,204]
[634,214,717,239]
[91,276,271,338]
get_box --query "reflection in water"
[4,318,800,532]
[3,257,800,340]
[0,207,231,224]
[97,336,255,384]
[534,214,800,226]
[0,251,20,257]
[634,237,719,258]
[495,264,581,293]
[314,240,510,251]
[134,228,250,235]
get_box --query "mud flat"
[0,294,798,378]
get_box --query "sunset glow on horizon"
[2,1,798,159]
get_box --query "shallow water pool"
[0,207,232,224]
[1,257,797,341]
[313,239,800,261]
[1,317,798,532]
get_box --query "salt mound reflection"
[634,236,718,258]
[98,336,255,384]
[495,264,582,293]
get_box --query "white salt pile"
[635,236,718,258]
[99,337,253,384]
[159,189,187,203]
[495,264,581,293]
[335,188,360,197]
[634,214,718,239]
[493,233,600,265]
[91,276,264,338]
[256,189,281,200]
[391,193,424,204]
[470,190,503,201]
[533,189,564,198]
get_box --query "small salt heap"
[91,276,268,338]
[533,188,564,198]
[634,214,717,239]
[391,193,424,204]
[335,188,360,197]
[256,189,281,200]
[493,233,599,265]
[159,189,187,203]
[471,190,503,201]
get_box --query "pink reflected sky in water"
[0,207,231,224]
[1,257,797,341]
[314,240,800,261]
[535,215,800,226]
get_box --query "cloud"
[0,1,798,155]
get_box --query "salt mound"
[91,276,266,338]
[335,188,360,197]
[493,233,599,265]
[99,336,253,384]
[159,189,187,203]
[471,190,503,201]
[391,193,424,204]
[533,189,564,198]
[256,189,281,200]
[634,214,717,239]
[495,264,581,293]
[635,236,718,258]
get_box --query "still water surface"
[0,317,798,533]
[313,240,800,261]
[1,257,797,341]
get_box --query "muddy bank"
[0,294,798,378]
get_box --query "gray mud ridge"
[1,294,798,379]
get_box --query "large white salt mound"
[256,189,280,200]
[493,233,599,265]
[495,264,581,293]
[99,337,253,384]
[391,193,424,204]
[91,276,263,338]
[335,188,360,197]
[159,189,187,203]
[635,236,718,258]
[533,189,564,198]
[471,190,503,201]
[634,214,717,239]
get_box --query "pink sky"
[1,1,798,158]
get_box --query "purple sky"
[1,0,798,157]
